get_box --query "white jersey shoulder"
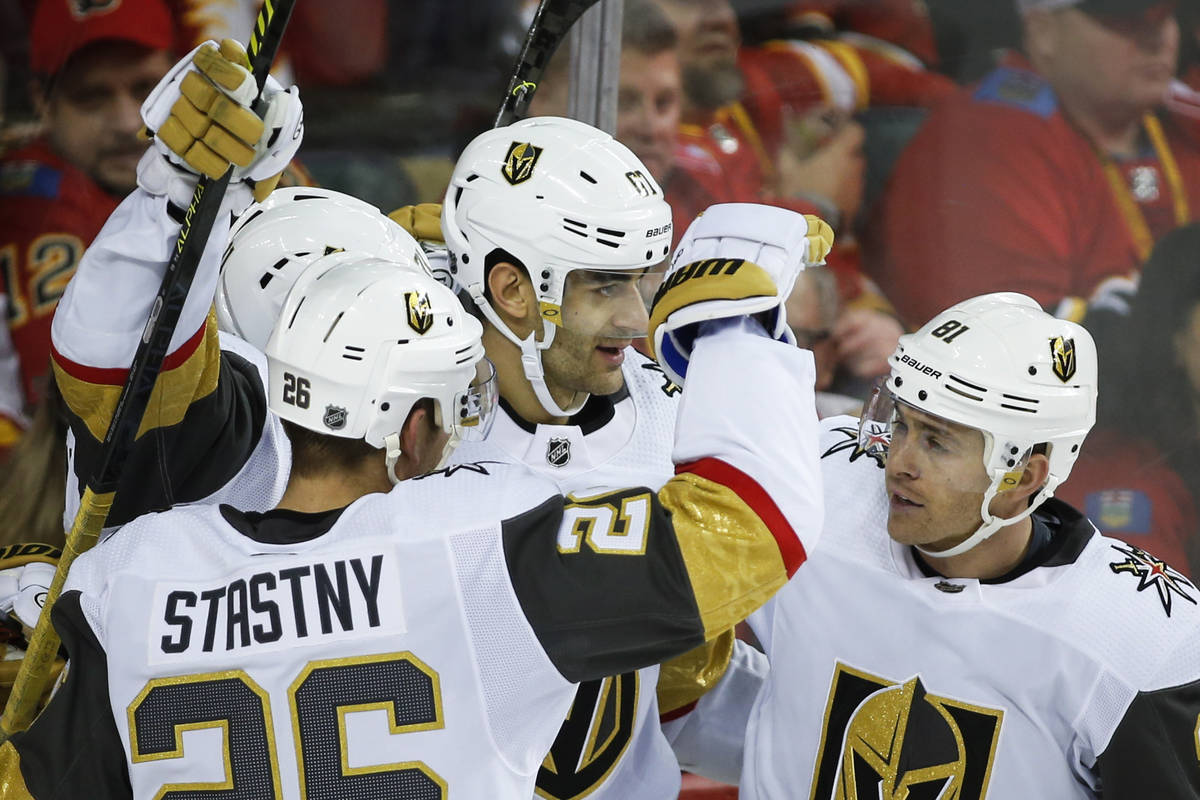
[65,463,573,800]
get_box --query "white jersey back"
[449,348,682,800]
[743,417,1200,799]
[66,460,575,800]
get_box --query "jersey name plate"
[146,545,405,665]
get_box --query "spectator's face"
[656,0,743,108]
[784,268,837,390]
[1031,4,1178,116]
[884,404,993,551]
[617,49,683,183]
[37,42,171,195]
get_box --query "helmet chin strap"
[384,432,403,487]
[916,480,1043,559]
[470,285,588,419]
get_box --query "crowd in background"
[1,0,1198,602]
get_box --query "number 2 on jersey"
[128,652,445,799]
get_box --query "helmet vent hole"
[465,174,480,182]
[259,273,274,289]
[944,384,983,402]
[271,257,290,271]
[645,249,653,259]
[1071,444,1079,453]
[596,227,625,238]
[323,312,346,342]
[580,171,597,184]
[1002,392,1039,404]
[342,344,365,362]
[1028,366,1037,375]
[287,297,305,329]
[894,377,903,387]
[948,374,988,395]
[662,246,669,255]
[918,390,928,401]
[596,239,619,248]
[381,402,390,411]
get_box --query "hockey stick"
[0,0,297,738]
[496,0,603,127]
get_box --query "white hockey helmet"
[217,187,431,350]
[867,292,1097,557]
[266,254,496,483]
[441,116,674,416]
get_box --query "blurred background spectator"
[0,0,175,453]
[1063,222,1200,579]
[868,0,1195,344]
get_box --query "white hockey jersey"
[741,416,1200,800]
[449,351,683,800]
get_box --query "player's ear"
[486,260,539,336]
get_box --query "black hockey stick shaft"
[495,0,603,127]
[0,0,297,737]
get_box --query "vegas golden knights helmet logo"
[405,291,433,335]
[811,663,1003,800]
[1050,336,1076,383]
[502,141,543,185]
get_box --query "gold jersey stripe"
[657,628,735,715]
[0,741,35,800]
[659,471,789,640]
[53,311,222,443]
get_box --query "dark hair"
[539,0,677,87]
[623,0,678,56]
[1103,223,1200,448]
[280,398,437,479]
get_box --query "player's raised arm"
[50,40,303,526]
[502,203,832,682]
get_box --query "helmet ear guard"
[869,292,1097,557]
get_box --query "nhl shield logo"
[546,437,571,468]
[1050,336,1076,383]
[323,405,348,431]
[502,141,543,185]
[405,291,433,335]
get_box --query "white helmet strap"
[916,475,1052,558]
[468,283,588,419]
[384,432,403,487]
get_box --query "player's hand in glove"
[389,203,457,290]
[649,203,834,385]
[139,38,304,206]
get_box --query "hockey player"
[734,293,1200,798]
[0,163,826,800]
[398,124,833,797]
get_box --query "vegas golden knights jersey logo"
[1050,336,1076,383]
[405,290,433,335]
[810,663,1003,800]
[537,672,638,799]
[502,141,543,185]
